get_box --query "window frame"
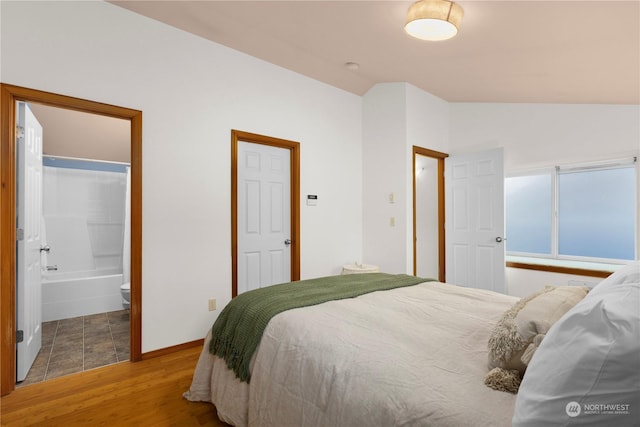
[506,157,638,266]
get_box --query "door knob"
[495,237,505,243]
[40,245,50,252]
[284,239,292,246]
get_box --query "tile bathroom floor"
[18,310,130,387]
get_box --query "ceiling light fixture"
[405,0,464,41]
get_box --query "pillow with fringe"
[485,367,521,394]
[487,285,589,377]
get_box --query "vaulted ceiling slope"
[111,1,640,105]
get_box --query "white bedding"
[185,280,519,426]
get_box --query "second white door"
[445,148,505,293]
[237,141,291,294]
[16,102,43,382]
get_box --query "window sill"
[505,256,624,278]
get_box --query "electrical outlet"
[208,299,217,311]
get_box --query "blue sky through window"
[506,174,552,255]
[558,167,635,260]
[506,164,636,262]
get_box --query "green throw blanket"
[209,273,431,382]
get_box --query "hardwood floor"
[1,345,230,426]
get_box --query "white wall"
[362,83,449,274]
[506,268,601,298]
[450,103,640,296]
[450,103,640,171]
[406,84,450,153]
[362,84,408,273]
[1,1,363,352]
[406,85,450,274]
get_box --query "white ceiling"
[111,0,640,105]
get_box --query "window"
[506,158,637,263]
[505,173,552,255]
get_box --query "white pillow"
[513,262,640,426]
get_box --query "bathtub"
[42,268,125,321]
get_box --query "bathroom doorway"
[0,84,142,396]
[17,102,131,386]
[412,146,448,281]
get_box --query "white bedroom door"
[445,148,505,293]
[237,141,291,294]
[16,102,43,382]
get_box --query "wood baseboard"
[141,338,204,360]
[506,261,612,278]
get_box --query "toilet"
[120,282,130,309]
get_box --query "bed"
[184,265,640,427]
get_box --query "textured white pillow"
[513,262,640,426]
[487,286,589,374]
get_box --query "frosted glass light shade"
[405,0,464,41]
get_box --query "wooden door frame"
[231,130,300,297]
[412,145,448,282]
[0,84,143,396]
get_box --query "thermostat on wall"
[307,195,318,206]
